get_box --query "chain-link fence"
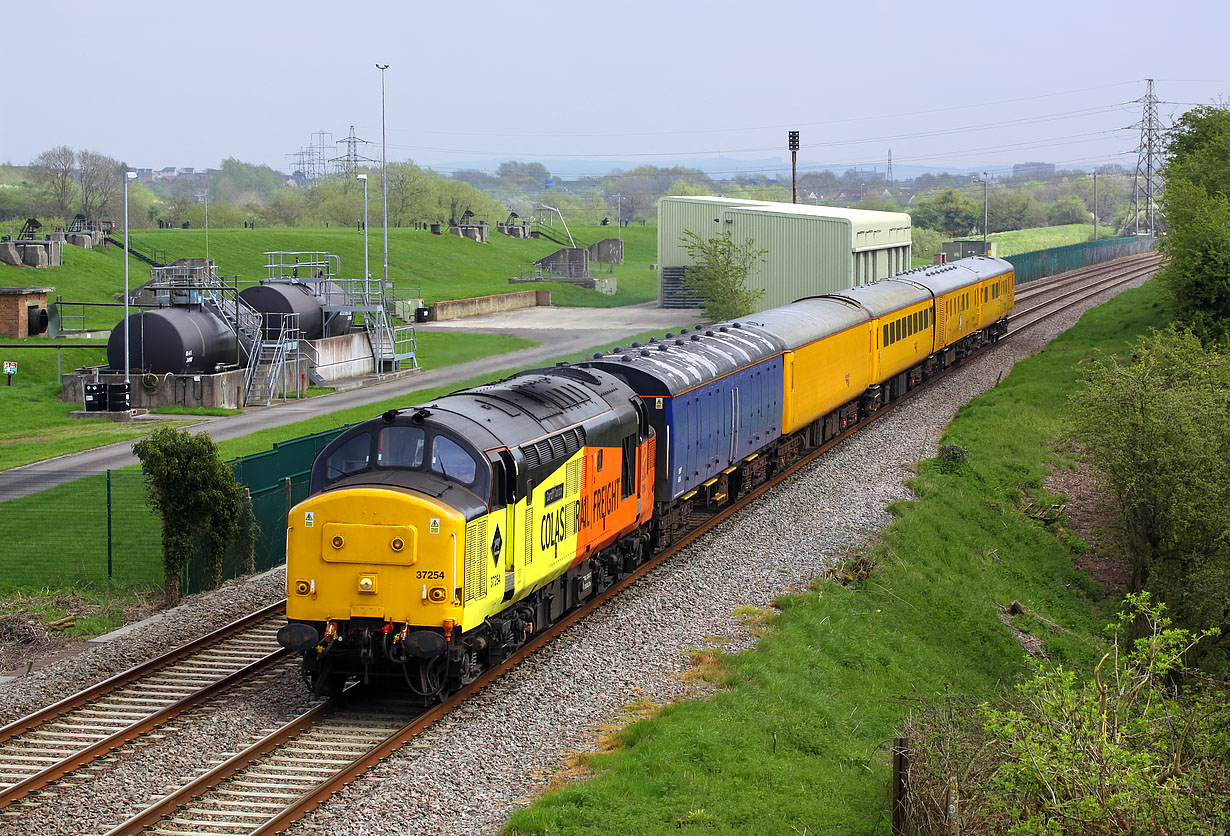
[0,427,348,595]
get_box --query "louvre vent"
[464,518,489,602]
[522,444,540,469]
[566,457,582,495]
[524,505,534,564]
[549,435,566,458]
[536,438,553,463]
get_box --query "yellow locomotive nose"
[286,487,465,628]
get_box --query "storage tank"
[238,282,352,340]
[106,307,244,374]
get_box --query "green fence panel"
[1006,236,1155,284]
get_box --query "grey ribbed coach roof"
[828,278,932,318]
[740,296,869,350]
[897,256,1014,296]
[581,324,784,396]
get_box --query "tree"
[31,145,77,219]
[911,188,979,238]
[679,229,766,321]
[1046,193,1090,226]
[133,427,257,605]
[76,149,122,219]
[1068,327,1230,669]
[1158,104,1230,343]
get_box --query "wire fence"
[0,427,348,595]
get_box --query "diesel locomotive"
[277,256,1015,698]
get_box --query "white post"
[377,63,390,287]
[358,173,369,280]
[123,171,136,385]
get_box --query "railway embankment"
[502,280,1171,833]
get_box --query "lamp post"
[123,170,136,386]
[197,189,210,261]
[1092,170,1102,242]
[357,173,369,280]
[974,172,989,251]
[376,63,389,288]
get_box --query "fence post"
[892,737,909,836]
[106,469,113,581]
[284,477,292,517]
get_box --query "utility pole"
[614,193,622,240]
[973,172,989,250]
[1090,171,1098,241]
[788,130,799,204]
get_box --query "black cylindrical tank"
[106,308,241,374]
[238,282,352,340]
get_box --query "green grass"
[0,225,659,329]
[990,223,1095,256]
[506,280,1169,836]
[0,338,198,470]
[414,331,536,368]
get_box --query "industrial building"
[657,196,912,311]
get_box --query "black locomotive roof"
[581,324,784,396]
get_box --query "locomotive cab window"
[377,426,425,468]
[431,435,477,485]
[326,432,372,480]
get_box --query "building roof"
[660,195,911,235]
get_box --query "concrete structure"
[430,290,551,322]
[450,222,489,243]
[0,242,21,267]
[536,247,590,279]
[497,222,531,238]
[67,233,94,249]
[588,238,624,264]
[0,287,53,338]
[657,196,912,311]
[62,361,308,411]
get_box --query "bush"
[901,595,1229,835]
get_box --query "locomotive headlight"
[391,537,404,552]
[428,587,447,603]
[358,574,377,594]
[293,579,311,596]
[331,535,344,549]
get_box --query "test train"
[277,256,1015,698]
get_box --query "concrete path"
[0,303,702,500]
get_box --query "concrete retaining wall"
[310,332,374,380]
[430,290,551,321]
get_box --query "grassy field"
[990,223,1096,256]
[0,224,659,329]
[506,280,1168,835]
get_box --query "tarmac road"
[0,303,701,500]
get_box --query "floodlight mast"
[123,170,137,386]
[357,173,369,280]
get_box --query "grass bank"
[0,225,658,329]
[507,280,1167,835]
[990,223,1095,256]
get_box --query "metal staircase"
[242,314,304,406]
[146,263,265,364]
[262,251,419,378]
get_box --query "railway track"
[83,253,1162,836]
[0,602,290,819]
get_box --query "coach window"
[431,435,477,484]
[377,425,425,468]
[325,432,371,481]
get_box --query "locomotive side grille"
[524,505,533,565]
[521,444,540,469]
[549,435,566,458]
[563,426,586,455]
[536,438,553,463]
[566,457,581,495]
[464,518,488,602]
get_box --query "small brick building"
[0,287,54,338]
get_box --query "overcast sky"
[3,0,1226,178]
